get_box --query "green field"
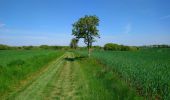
[0,49,169,100]
[77,48,170,99]
[0,50,64,97]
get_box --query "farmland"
[0,50,143,100]
[77,48,170,99]
[1,0,170,99]
[0,48,170,100]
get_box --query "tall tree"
[72,15,100,57]
[70,38,79,49]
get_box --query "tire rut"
[8,54,66,100]
[44,52,88,100]
[8,52,88,100]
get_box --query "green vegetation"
[0,50,64,97]
[77,48,170,99]
[0,44,70,50]
[72,15,100,57]
[1,47,170,99]
[104,43,138,51]
[70,38,79,49]
[77,54,142,99]
[4,52,141,100]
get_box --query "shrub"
[104,43,138,51]
[22,46,34,50]
[0,44,10,50]
[104,43,120,51]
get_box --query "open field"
[1,0,169,99]
[0,50,142,100]
[0,49,169,99]
[77,48,170,99]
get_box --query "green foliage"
[104,43,138,51]
[72,15,100,56]
[140,44,170,48]
[0,44,10,50]
[104,43,120,51]
[77,48,170,99]
[0,44,70,50]
[70,38,79,49]
[22,46,34,50]
[39,45,50,49]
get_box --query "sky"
[0,0,170,46]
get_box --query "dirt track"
[7,52,87,100]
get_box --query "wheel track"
[8,53,66,100]
[7,52,88,100]
[43,52,88,100]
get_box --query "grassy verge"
[0,50,64,97]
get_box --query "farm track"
[7,52,88,100]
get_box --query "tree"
[70,38,79,49]
[104,43,139,51]
[104,43,120,51]
[72,15,100,57]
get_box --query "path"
[7,52,88,100]
[6,52,141,100]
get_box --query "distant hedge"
[0,44,70,50]
[104,43,138,51]
[0,44,11,50]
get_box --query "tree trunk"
[88,47,90,57]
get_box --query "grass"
[75,53,142,99]
[77,48,170,99]
[3,52,142,100]
[0,50,64,97]
[1,49,169,99]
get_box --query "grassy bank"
[77,48,170,99]
[0,50,64,97]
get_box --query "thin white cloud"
[160,15,170,20]
[124,23,131,34]
[0,23,5,28]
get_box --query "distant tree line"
[139,44,170,48]
[103,43,139,51]
[0,44,70,50]
[0,44,169,51]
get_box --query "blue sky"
[0,0,170,46]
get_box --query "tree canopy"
[70,38,79,49]
[72,15,100,56]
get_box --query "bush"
[22,46,34,50]
[0,44,10,50]
[104,43,120,51]
[104,43,138,51]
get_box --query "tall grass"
[77,48,170,99]
[0,50,64,97]
[75,54,142,99]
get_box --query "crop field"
[1,0,169,99]
[0,50,143,100]
[0,49,169,100]
[77,48,170,99]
